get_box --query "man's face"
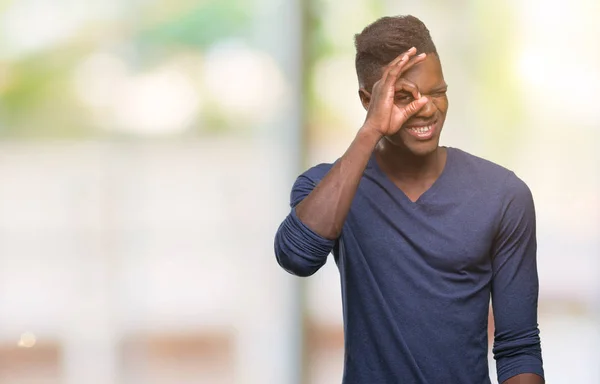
[384,54,448,156]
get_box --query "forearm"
[503,373,544,384]
[295,126,381,239]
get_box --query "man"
[274,15,544,384]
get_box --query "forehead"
[396,54,445,91]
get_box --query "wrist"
[357,125,383,146]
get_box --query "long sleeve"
[274,169,336,277]
[491,173,544,383]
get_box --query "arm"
[274,47,429,276]
[491,173,544,384]
[294,127,381,239]
[296,48,428,239]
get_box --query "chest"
[344,187,498,275]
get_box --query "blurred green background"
[0,0,598,383]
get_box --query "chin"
[406,140,440,156]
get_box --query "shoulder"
[502,172,534,214]
[297,162,335,185]
[450,147,531,196]
[450,147,511,179]
[289,162,334,207]
[451,148,534,211]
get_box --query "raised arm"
[274,48,429,276]
[491,173,544,384]
[296,47,428,239]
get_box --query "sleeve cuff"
[497,356,544,383]
[289,207,337,246]
[274,208,336,276]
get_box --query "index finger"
[384,52,427,88]
[387,47,417,68]
[395,52,427,76]
[377,47,418,85]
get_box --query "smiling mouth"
[405,120,437,139]
[409,124,433,135]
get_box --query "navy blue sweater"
[274,147,544,384]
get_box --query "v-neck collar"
[368,147,454,205]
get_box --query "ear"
[358,88,371,111]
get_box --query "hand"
[361,47,429,137]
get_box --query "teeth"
[409,125,432,134]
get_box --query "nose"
[415,97,436,118]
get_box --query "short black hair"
[354,15,438,91]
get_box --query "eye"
[394,94,413,102]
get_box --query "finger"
[396,52,427,75]
[387,49,418,76]
[377,48,418,87]
[385,52,425,88]
[400,96,429,121]
[387,47,417,68]
[395,80,421,101]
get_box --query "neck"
[375,141,446,182]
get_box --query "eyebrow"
[394,84,448,95]
[430,84,448,92]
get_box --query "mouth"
[404,119,438,141]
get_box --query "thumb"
[400,96,429,121]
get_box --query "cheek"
[434,96,449,114]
